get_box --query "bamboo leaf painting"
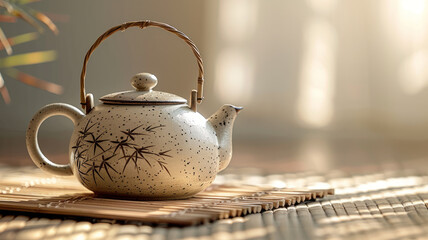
[73,121,172,185]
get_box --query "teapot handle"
[80,20,204,112]
[26,103,84,176]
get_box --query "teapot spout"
[208,104,242,172]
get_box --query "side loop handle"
[26,103,85,176]
[80,20,204,111]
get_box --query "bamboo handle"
[80,20,204,111]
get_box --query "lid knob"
[131,73,158,91]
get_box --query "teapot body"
[70,104,219,199]
[26,21,241,200]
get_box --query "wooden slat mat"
[0,166,333,226]
[1,165,428,239]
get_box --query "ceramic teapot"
[26,21,242,200]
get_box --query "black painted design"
[73,121,172,185]
[120,124,146,141]
[85,133,108,154]
[99,154,118,181]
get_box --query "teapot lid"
[100,73,187,105]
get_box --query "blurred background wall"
[1,0,428,168]
[206,0,428,139]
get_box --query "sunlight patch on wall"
[215,50,254,104]
[399,0,425,15]
[382,0,428,94]
[218,0,258,43]
[296,19,337,128]
[215,0,257,104]
[396,0,428,94]
[397,0,428,47]
[398,50,428,95]
[382,0,428,47]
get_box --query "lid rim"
[100,99,187,105]
[100,89,187,105]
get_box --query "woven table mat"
[0,166,332,226]
[0,165,427,239]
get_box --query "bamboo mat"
[0,165,427,239]
[0,166,333,227]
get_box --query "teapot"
[26,21,242,200]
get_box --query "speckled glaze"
[26,73,241,199]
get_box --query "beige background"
[1,0,428,168]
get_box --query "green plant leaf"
[0,15,16,22]
[0,72,10,104]
[3,67,63,94]
[0,27,12,55]
[29,9,58,34]
[16,0,40,5]
[0,32,38,50]
[8,2,44,33]
[0,50,56,68]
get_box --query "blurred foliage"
[0,0,62,104]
